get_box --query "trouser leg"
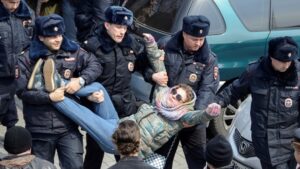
[84,134,104,169]
[180,124,207,169]
[57,129,83,169]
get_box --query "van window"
[230,0,270,32]
[188,0,225,35]
[272,0,300,29]
[125,0,190,33]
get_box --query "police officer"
[81,6,148,169]
[17,14,101,169]
[216,36,300,169]
[0,0,34,129]
[151,15,219,169]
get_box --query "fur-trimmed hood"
[29,35,79,60]
[0,0,32,21]
[0,154,35,167]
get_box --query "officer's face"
[270,57,292,72]
[38,35,63,51]
[104,22,127,43]
[182,32,205,52]
[1,0,20,12]
[166,87,187,107]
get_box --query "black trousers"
[83,134,104,169]
[0,81,18,128]
[155,124,207,169]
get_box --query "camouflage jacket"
[122,103,214,157]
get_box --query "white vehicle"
[227,96,261,169]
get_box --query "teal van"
[126,0,300,135]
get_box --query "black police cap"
[105,6,133,26]
[182,15,210,37]
[35,14,65,37]
[268,36,299,62]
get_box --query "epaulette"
[79,47,88,53]
[248,56,264,66]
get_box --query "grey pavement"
[0,99,189,169]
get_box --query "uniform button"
[84,40,88,44]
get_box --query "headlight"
[234,129,256,158]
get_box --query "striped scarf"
[155,87,196,120]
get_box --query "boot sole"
[27,58,43,90]
[43,58,56,92]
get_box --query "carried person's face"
[39,35,63,51]
[166,87,187,107]
[183,32,205,52]
[270,57,292,72]
[105,22,128,43]
[1,0,20,12]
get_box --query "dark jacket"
[108,156,156,169]
[74,0,112,42]
[164,32,219,110]
[17,36,101,134]
[0,154,56,169]
[82,26,147,117]
[217,57,300,166]
[0,1,34,79]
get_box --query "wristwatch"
[79,77,85,87]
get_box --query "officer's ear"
[38,36,44,42]
[104,22,110,30]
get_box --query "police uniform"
[155,15,219,169]
[0,0,34,128]
[81,6,147,169]
[17,14,101,169]
[217,36,300,169]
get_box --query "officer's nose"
[283,62,291,68]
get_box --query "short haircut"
[112,120,141,156]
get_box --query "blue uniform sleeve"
[195,54,219,110]
[216,66,252,107]
[77,49,102,85]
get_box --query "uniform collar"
[0,1,32,21]
[29,35,79,61]
[166,31,210,63]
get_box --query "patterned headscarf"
[155,87,196,120]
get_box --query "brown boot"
[43,58,56,92]
[27,58,44,90]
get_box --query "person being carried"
[22,26,221,158]
[0,126,56,169]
